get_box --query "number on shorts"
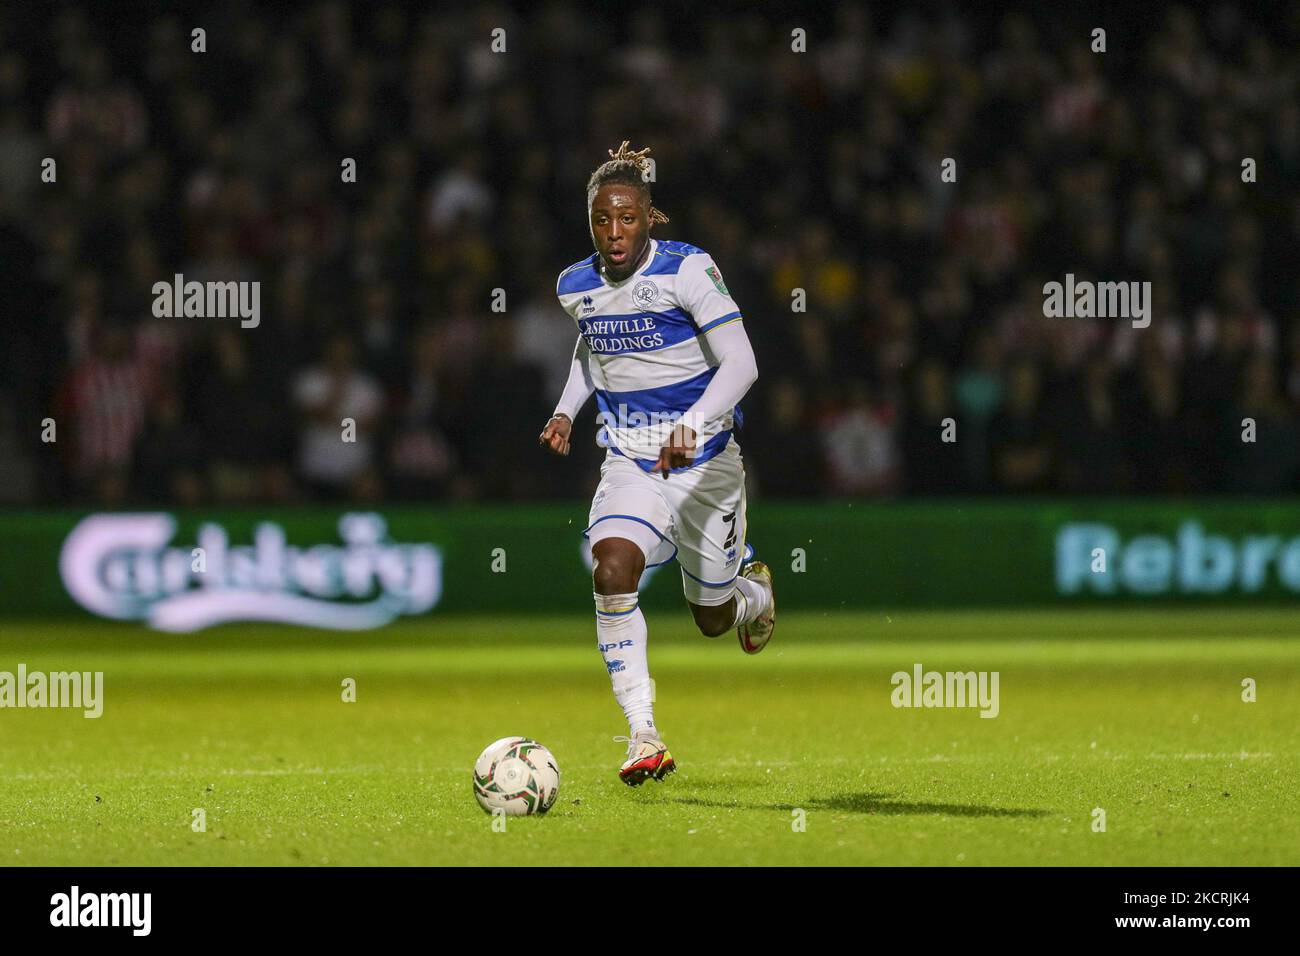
[722,510,737,550]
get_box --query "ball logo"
[59,513,442,632]
[632,279,660,308]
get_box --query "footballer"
[538,142,776,785]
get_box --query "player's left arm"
[656,321,757,475]
[656,255,757,476]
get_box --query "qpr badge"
[632,279,660,308]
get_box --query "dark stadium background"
[3,1,1299,508]
[1,2,1299,878]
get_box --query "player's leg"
[686,561,775,652]
[584,456,677,784]
[591,533,651,737]
[671,442,776,652]
[687,596,736,637]
[589,529,677,785]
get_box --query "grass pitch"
[0,609,1296,866]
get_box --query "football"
[472,737,561,816]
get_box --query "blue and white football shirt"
[556,239,744,469]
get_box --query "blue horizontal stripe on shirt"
[595,366,717,420]
[610,429,733,473]
[580,307,699,354]
[580,308,696,334]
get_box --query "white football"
[472,737,560,816]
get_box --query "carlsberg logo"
[1057,521,1300,594]
[60,513,442,631]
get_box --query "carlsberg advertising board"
[59,512,441,631]
[0,502,1297,626]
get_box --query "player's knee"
[690,602,733,638]
[591,539,644,595]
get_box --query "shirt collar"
[600,239,657,287]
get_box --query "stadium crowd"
[2,2,1299,504]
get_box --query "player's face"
[590,184,651,281]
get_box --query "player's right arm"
[539,335,595,457]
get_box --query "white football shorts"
[583,439,748,606]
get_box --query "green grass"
[0,609,1296,866]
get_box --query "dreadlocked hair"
[586,140,670,225]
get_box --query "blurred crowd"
[2,1,1300,505]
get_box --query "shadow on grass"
[672,791,1050,818]
[670,776,775,791]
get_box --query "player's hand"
[538,414,573,456]
[655,423,696,478]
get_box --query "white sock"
[730,575,770,628]
[594,592,656,736]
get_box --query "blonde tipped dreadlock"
[586,140,670,225]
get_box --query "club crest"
[632,279,660,308]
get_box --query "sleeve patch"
[705,265,729,295]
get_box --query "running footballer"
[538,142,776,785]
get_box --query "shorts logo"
[632,279,660,308]
[606,659,626,674]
